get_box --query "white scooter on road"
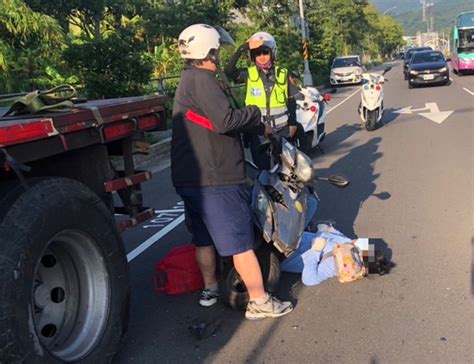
[358,67,391,131]
[295,86,332,153]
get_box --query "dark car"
[407,50,449,89]
[403,47,433,80]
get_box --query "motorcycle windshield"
[215,26,236,48]
[273,192,308,252]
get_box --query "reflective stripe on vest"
[245,66,288,129]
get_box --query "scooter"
[295,86,332,154]
[358,67,391,131]
[219,137,349,310]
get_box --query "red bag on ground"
[153,244,204,296]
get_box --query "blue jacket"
[281,229,352,286]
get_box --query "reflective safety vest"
[245,65,288,130]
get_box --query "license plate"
[423,74,434,80]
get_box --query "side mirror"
[323,94,332,102]
[315,174,350,188]
[328,174,350,188]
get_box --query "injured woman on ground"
[280,223,393,286]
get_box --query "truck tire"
[219,243,280,311]
[0,177,129,363]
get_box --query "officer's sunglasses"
[253,49,271,56]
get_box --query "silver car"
[330,55,365,86]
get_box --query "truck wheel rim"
[32,230,110,361]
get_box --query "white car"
[330,55,365,86]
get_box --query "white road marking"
[462,87,474,96]
[127,214,185,262]
[327,87,361,114]
[393,102,453,124]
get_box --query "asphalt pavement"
[114,61,474,363]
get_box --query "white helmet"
[178,24,221,60]
[250,31,277,55]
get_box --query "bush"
[64,28,152,99]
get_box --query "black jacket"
[171,65,264,187]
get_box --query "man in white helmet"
[225,31,299,170]
[172,24,293,320]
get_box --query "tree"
[63,26,153,98]
[25,0,146,39]
[0,0,65,92]
[377,16,403,58]
[141,0,235,79]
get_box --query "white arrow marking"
[393,106,413,114]
[463,87,474,96]
[393,102,453,124]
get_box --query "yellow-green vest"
[245,65,289,129]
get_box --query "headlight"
[438,67,447,72]
[295,150,313,182]
[410,70,419,75]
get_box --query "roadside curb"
[137,136,171,168]
[112,136,171,170]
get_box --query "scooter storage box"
[153,244,204,296]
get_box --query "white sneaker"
[245,294,293,320]
[199,288,219,307]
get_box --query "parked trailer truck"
[0,95,167,363]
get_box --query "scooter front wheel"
[219,243,280,311]
[365,110,377,131]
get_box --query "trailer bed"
[0,95,167,164]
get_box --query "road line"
[327,87,361,114]
[462,87,474,96]
[127,214,185,262]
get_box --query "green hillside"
[372,0,474,35]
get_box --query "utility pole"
[298,0,313,86]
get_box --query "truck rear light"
[103,122,135,141]
[138,114,160,130]
[0,119,57,146]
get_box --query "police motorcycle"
[219,136,349,310]
[294,86,332,153]
[358,67,392,131]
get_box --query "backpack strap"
[320,251,333,263]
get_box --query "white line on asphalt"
[462,87,474,96]
[127,214,185,262]
[327,87,361,114]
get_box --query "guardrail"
[151,75,246,102]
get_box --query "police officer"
[172,24,293,319]
[225,31,299,170]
